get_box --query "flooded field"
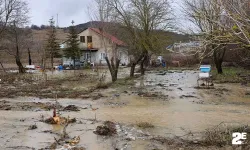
[0,70,249,149]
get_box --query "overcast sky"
[27,0,189,29]
[27,0,96,27]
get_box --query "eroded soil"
[0,70,249,150]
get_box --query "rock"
[246,92,250,96]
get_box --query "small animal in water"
[89,104,99,111]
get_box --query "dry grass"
[0,29,67,65]
[202,123,250,146]
[137,121,154,129]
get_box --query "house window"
[80,36,85,43]
[87,36,92,43]
[101,53,106,60]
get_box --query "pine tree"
[63,20,81,69]
[46,17,60,69]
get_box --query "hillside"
[0,21,190,66]
[65,21,190,45]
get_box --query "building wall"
[62,28,129,66]
[78,29,113,50]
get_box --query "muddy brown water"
[0,70,249,149]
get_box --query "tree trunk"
[28,48,32,65]
[15,38,25,73]
[130,53,145,77]
[16,56,25,73]
[140,60,145,75]
[215,61,223,74]
[213,45,226,74]
[51,57,54,70]
[0,61,6,73]
[73,58,76,70]
[105,56,120,82]
[130,63,136,77]
[140,53,148,76]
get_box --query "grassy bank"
[212,67,250,83]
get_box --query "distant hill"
[0,21,190,64]
[64,21,191,45]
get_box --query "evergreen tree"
[46,17,60,68]
[63,20,81,69]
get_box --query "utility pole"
[56,13,59,28]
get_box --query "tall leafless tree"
[111,0,172,76]
[95,0,172,77]
[183,0,230,74]
[0,0,29,73]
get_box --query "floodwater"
[0,70,249,149]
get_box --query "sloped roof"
[89,28,126,46]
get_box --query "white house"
[61,28,129,66]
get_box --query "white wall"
[62,28,129,66]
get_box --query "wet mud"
[0,70,249,149]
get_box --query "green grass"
[212,67,249,83]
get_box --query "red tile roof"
[89,28,126,46]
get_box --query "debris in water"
[177,87,183,91]
[180,95,198,99]
[94,121,117,136]
[138,91,158,97]
[44,108,77,124]
[114,93,120,97]
[66,136,80,146]
[170,84,178,87]
[63,105,80,112]
[44,117,57,124]
[90,104,99,111]
[157,72,167,75]
[28,124,37,130]
[157,83,166,87]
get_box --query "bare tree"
[2,21,31,73]
[183,0,230,74]
[0,0,29,73]
[0,0,29,37]
[109,0,172,76]
[220,0,250,65]
[94,0,121,82]
[94,0,172,77]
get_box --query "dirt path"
[0,70,249,149]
